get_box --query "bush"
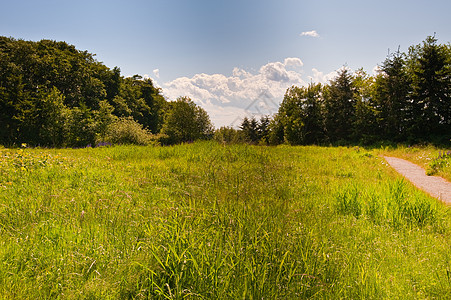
[101,117,155,145]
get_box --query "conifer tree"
[324,68,356,143]
[409,36,451,140]
[373,51,411,140]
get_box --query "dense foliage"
[236,36,450,146]
[0,37,212,147]
[161,96,214,144]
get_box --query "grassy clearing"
[0,142,450,298]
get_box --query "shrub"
[101,117,155,145]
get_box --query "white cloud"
[284,57,303,67]
[308,68,337,83]
[162,58,307,127]
[142,73,162,90]
[160,59,356,128]
[232,67,252,78]
[153,68,160,78]
[260,62,290,82]
[300,30,320,38]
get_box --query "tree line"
[1,36,450,147]
[0,37,212,147]
[216,36,450,146]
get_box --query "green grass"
[0,142,450,298]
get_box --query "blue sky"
[2,0,451,127]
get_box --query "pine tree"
[324,68,356,143]
[373,52,411,141]
[257,116,271,144]
[240,116,259,143]
[409,36,451,140]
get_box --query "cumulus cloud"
[260,62,290,82]
[284,57,303,67]
[232,67,252,78]
[308,68,337,83]
[153,68,160,78]
[300,30,320,38]
[141,73,162,89]
[160,59,354,128]
[162,58,307,127]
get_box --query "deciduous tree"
[161,97,213,144]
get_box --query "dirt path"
[384,156,451,204]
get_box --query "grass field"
[0,142,450,299]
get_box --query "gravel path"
[384,156,451,204]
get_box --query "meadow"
[0,142,450,299]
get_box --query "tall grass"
[0,143,449,298]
